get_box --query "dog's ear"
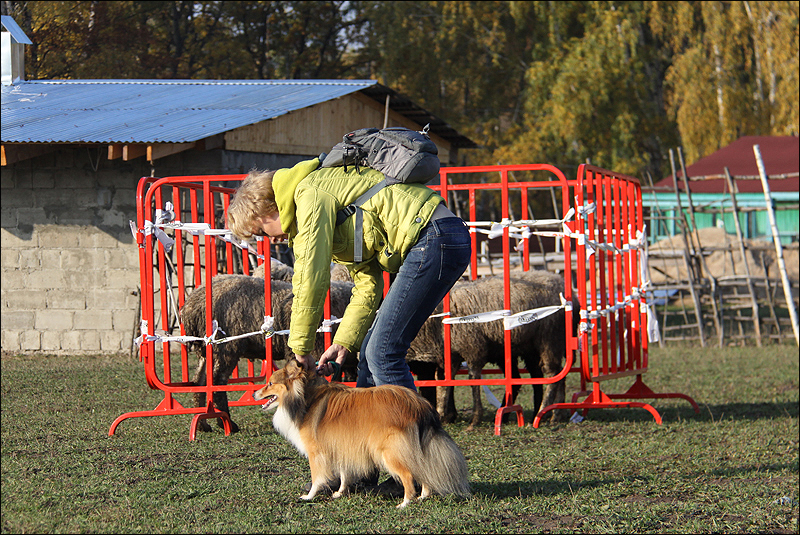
[285,358,303,378]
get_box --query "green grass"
[2,344,798,534]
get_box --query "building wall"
[1,146,304,355]
[644,192,800,245]
[225,93,454,164]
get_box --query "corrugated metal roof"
[1,79,377,143]
[1,15,32,44]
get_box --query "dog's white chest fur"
[272,406,307,457]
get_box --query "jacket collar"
[272,158,321,234]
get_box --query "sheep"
[180,274,356,432]
[250,258,293,281]
[251,258,352,283]
[406,270,578,429]
[329,262,353,282]
[183,263,574,431]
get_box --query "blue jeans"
[356,217,471,390]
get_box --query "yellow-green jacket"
[273,158,444,356]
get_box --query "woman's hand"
[294,353,315,372]
[316,344,350,376]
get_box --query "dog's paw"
[300,493,314,501]
[419,485,432,500]
[396,498,412,509]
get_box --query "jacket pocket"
[361,211,394,261]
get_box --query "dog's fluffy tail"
[412,415,471,498]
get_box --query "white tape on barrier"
[134,319,224,347]
[504,303,564,330]
[442,309,510,325]
[503,294,567,330]
[466,208,578,242]
[135,202,266,259]
[136,310,343,350]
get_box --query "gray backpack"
[320,125,441,261]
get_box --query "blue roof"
[1,15,32,44]
[1,79,377,143]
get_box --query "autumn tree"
[2,0,797,179]
[649,0,799,163]
[1,1,369,80]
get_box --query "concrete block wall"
[1,148,146,354]
[2,226,141,352]
[1,146,299,355]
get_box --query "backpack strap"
[336,178,388,225]
[336,178,389,262]
[353,206,364,263]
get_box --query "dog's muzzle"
[260,395,278,410]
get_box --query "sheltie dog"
[253,359,471,508]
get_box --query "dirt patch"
[525,514,576,532]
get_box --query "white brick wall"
[2,220,141,354]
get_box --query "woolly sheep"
[251,258,352,283]
[180,274,355,432]
[250,258,294,281]
[406,270,578,429]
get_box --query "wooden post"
[753,145,799,346]
[677,147,703,263]
[678,147,723,347]
[669,149,706,346]
[668,150,695,259]
[724,167,762,346]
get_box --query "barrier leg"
[608,375,700,413]
[108,393,186,436]
[109,393,235,440]
[531,386,663,427]
[190,401,233,441]
[493,391,524,436]
[558,376,700,419]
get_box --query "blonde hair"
[227,169,278,239]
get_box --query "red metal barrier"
[531,165,698,425]
[110,175,282,440]
[111,163,696,440]
[429,164,578,434]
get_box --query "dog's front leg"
[300,453,325,501]
[300,481,322,501]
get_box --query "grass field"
[1,344,798,534]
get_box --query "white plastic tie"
[142,220,175,252]
[482,386,503,408]
[319,316,342,333]
[487,218,513,239]
[155,202,175,225]
[576,201,596,217]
